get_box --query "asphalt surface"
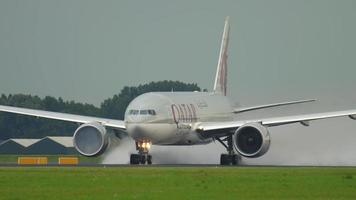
[0,163,237,167]
[1,163,356,167]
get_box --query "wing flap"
[0,105,126,130]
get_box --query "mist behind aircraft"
[102,109,356,166]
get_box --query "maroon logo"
[171,104,197,123]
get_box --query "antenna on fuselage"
[213,16,230,96]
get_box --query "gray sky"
[1,0,356,106]
[1,0,356,165]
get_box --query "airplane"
[1,17,356,165]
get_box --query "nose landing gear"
[130,140,152,165]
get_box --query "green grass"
[0,155,101,164]
[0,167,356,199]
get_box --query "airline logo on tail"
[213,16,230,96]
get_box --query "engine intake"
[233,123,270,158]
[73,122,109,157]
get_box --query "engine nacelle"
[233,122,270,158]
[73,122,109,157]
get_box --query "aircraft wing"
[197,109,356,133]
[233,99,316,113]
[0,105,126,130]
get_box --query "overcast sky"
[0,0,355,106]
[1,0,356,165]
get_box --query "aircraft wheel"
[130,154,140,165]
[147,155,152,165]
[220,154,232,165]
[231,154,239,165]
[139,155,146,164]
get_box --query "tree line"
[0,81,201,140]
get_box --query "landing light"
[139,141,151,150]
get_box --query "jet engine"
[233,122,270,158]
[73,122,109,157]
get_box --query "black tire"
[130,154,140,165]
[231,154,239,165]
[220,154,231,165]
[147,155,152,165]
[140,155,146,164]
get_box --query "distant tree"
[0,94,101,140]
[101,80,201,119]
[0,81,201,140]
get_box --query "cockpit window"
[140,110,148,115]
[148,110,156,115]
[129,110,139,115]
[129,109,156,116]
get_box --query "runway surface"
[1,163,356,168]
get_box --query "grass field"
[0,167,356,199]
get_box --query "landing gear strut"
[216,135,241,165]
[130,140,152,165]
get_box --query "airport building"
[0,139,40,154]
[0,136,77,155]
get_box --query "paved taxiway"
[1,163,356,168]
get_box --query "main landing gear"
[130,140,152,165]
[216,135,241,165]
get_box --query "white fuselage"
[124,92,235,145]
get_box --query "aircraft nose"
[127,123,148,140]
[133,125,145,137]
